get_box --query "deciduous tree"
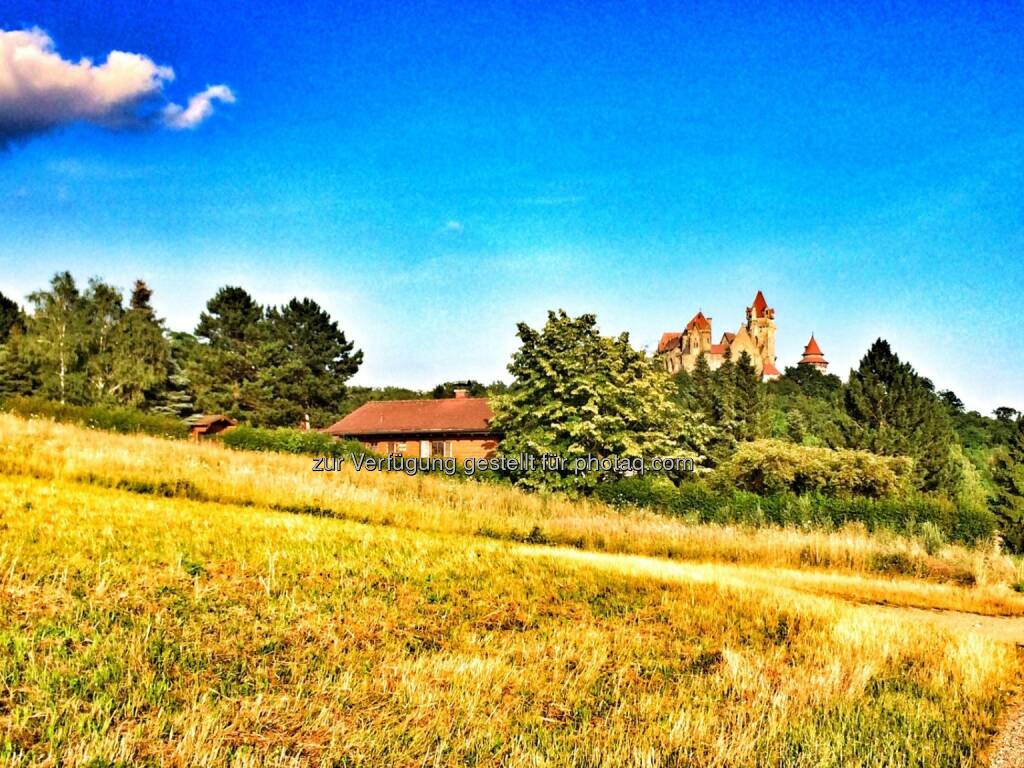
[491,310,713,494]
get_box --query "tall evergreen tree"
[191,286,268,419]
[732,351,761,441]
[843,339,958,493]
[691,352,714,415]
[261,298,363,428]
[0,325,38,398]
[150,331,199,419]
[108,280,172,407]
[0,291,24,343]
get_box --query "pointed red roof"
[803,334,823,356]
[751,290,769,317]
[762,361,781,377]
[686,311,711,332]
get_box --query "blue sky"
[1,1,1022,412]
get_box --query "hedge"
[714,439,914,498]
[0,396,189,439]
[594,475,995,545]
[219,424,370,459]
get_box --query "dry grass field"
[1,414,1023,766]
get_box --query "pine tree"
[732,351,761,441]
[843,339,958,493]
[260,298,363,428]
[691,352,714,415]
[0,325,38,398]
[191,286,269,419]
[150,332,199,419]
[108,280,172,407]
[0,291,24,344]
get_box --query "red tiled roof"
[325,398,496,436]
[803,334,823,356]
[657,331,682,354]
[762,361,781,377]
[686,311,711,332]
[721,332,736,343]
[751,290,769,317]
[709,343,726,356]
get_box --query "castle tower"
[799,334,828,372]
[744,290,777,370]
[684,311,712,355]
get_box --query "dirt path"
[858,604,1024,646]
[513,545,1024,768]
[516,544,1024,643]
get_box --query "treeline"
[0,272,362,428]
[489,310,1024,548]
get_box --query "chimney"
[453,388,469,399]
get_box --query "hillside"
[1,415,1023,766]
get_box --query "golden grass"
[0,414,1017,593]
[0,473,1019,767]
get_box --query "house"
[324,389,499,460]
[188,414,237,441]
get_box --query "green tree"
[0,291,24,343]
[783,362,842,399]
[732,351,761,441]
[190,286,268,419]
[995,407,1021,423]
[691,352,713,414]
[26,272,88,404]
[260,298,363,428]
[107,280,172,407]
[843,339,958,493]
[0,325,38,398]
[82,278,125,403]
[491,310,713,494]
[150,331,199,419]
[432,380,487,399]
[991,417,1024,551]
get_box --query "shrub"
[596,476,996,545]
[919,521,946,556]
[714,439,913,498]
[0,396,188,439]
[219,424,369,459]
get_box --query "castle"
[656,291,827,382]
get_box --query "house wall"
[352,434,499,461]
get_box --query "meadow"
[1,414,1023,766]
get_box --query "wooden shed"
[189,414,238,442]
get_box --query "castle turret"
[799,334,828,372]
[745,290,777,372]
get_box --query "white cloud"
[444,220,464,232]
[0,27,233,145]
[162,84,235,130]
